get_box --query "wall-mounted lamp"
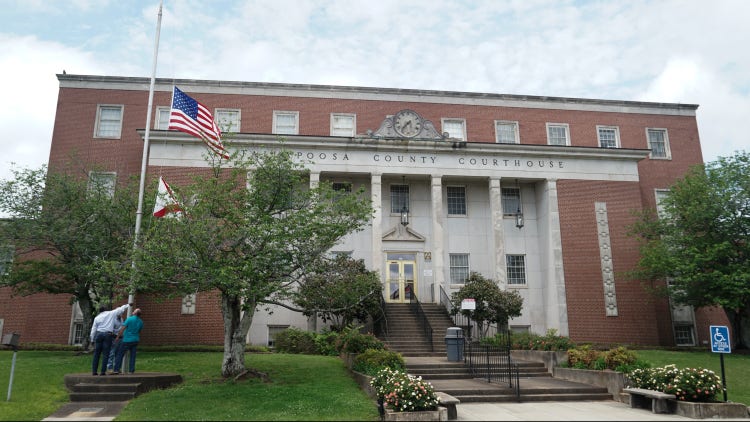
[401,206,409,227]
[515,179,524,229]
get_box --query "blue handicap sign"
[710,325,731,353]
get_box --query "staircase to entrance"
[377,302,613,403]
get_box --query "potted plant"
[370,368,445,421]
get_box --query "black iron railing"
[408,292,434,352]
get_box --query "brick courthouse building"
[0,73,728,348]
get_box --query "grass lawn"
[2,348,748,421]
[0,350,379,421]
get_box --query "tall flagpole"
[130,0,163,310]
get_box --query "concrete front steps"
[380,303,456,357]
[64,372,183,402]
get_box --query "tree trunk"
[78,295,95,350]
[220,293,256,378]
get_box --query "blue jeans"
[92,332,114,375]
[115,341,139,373]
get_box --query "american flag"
[169,86,229,159]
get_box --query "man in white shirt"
[90,302,132,376]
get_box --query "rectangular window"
[331,113,355,137]
[72,322,84,345]
[273,111,299,135]
[546,123,569,146]
[501,187,521,215]
[155,106,171,130]
[268,325,290,347]
[495,121,519,144]
[449,254,470,284]
[506,254,526,285]
[88,172,116,198]
[390,184,409,214]
[0,244,14,277]
[597,125,620,148]
[447,186,466,216]
[442,118,466,141]
[216,109,241,133]
[332,182,352,193]
[655,189,670,218]
[673,324,695,346]
[95,105,124,138]
[647,128,671,159]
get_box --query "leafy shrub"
[626,364,723,402]
[273,327,319,354]
[352,348,405,376]
[314,330,341,356]
[567,345,645,371]
[335,325,385,354]
[510,329,576,351]
[370,368,439,412]
[567,345,600,368]
[604,346,637,369]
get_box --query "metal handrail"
[409,292,434,352]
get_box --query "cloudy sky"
[1,0,748,182]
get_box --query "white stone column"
[371,173,383,282]
[430,175,444,303]
[489,178,506,286]
[307,171,321,332]
[543,179,569,336]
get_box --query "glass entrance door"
[386,254,416,303]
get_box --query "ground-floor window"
[506,254,526,285]
[449,254,469,284]
[673,324,695,346]
[72,322,84,345]
[268,325,290,348]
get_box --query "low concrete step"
[70,391,137,402]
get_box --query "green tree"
[132,148,373,377]
[449,272,523,338]
[0,165,138,349]
[629,151,750,349]
[295,255,383,331]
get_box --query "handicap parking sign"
[710,325,731,353]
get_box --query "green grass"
[0,350,379,421]
[2,348,748,421]
[634,349,750,405]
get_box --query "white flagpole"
[130,0,163,310]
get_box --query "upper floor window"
[88,171,116,199]
[597,126,620,148]
[449,253,470,284]
[495,120,519,144]
[447,185,467,216]
[273,111,299,135]
[216,109,241,133]
[442,118,466,141]
[501,187,521,215]
[390,183,409,214]
[331,113,355,137]
[546,123,569,146]
[94,105,123,138]
[647,128,671,159]
[0,244,14,277]
[506,254,527,285]
[155,106,171,130]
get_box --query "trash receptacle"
[444,327,464,362]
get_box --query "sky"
[1,0,749,183]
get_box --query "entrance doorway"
[386,253,416,303]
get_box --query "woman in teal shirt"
[113,308,144,374]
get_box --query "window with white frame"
[495,121,519,144]
[673,324,695,346]
[546,123,569,146]
[506,254,526,285]
[94,105,124,138]
[273,111,299,135]
[447,185,466,216]
[442,118,466,141]
[88,172,116,198]
[216,109,241,133]
[597,125,620,148]
[655,189,670,218]
[155,106,171,130]
[268,325,290,347]
[501,187,521,215]
[331,113,355,137]
[647,128,671,159]
[449,254,470,284]
[390,183,409,214]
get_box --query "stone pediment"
[371,109,447,140]
[382,224,425,242]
